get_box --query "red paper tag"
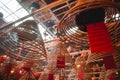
[109,76,115,80]
[48,74,54,80]
[56,55,65,68]
[87,21,114,53]
[103,55,116,70]
[77,66,84,79]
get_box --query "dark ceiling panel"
[53,7,69,15]
[51,3,66,11]
[44,0,58,4]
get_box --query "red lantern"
[56,55,65,68]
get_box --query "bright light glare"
[11,70,14,74]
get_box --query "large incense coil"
[46,39,73,63]
[0,20,47,62]
[57,0,120,50]
[45,39,75,78]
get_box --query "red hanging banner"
[103,55,116,70]
[56,55,65,68]
[48,74,54,80]
[87,21,114,53]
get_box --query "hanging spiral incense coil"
[0,20,47,62]
[44,39,75,79]
[57,0,120,50]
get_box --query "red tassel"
[48,74,54,80]
[87,21,114,53]
[103,55,116,70]
[56,55,65,68]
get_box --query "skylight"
[0,0,31,22]
[0,0,54,41]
